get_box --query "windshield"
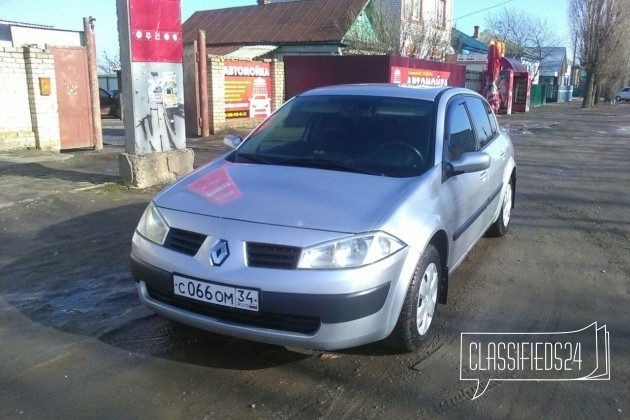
[231,95,435,178]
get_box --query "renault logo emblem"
[210,240,229,266]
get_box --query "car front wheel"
[387,244,441,352]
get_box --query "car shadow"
[0,203,311,370]
[0,160,120,184]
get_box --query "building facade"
[266,0,453,60]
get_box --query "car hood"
[155,160,415,233]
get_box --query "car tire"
[487,180,513,237]
[387,244,441,352]
[616,96,621,102]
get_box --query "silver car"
[131,85,516,351]
[616,87,630,102]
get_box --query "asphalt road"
[0,102,628,419]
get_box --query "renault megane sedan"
[130,84,516,351]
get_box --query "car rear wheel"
[387,244,441,352]
[487,180,513,237]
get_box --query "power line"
[452,0,516,21]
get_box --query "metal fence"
[531,84,573,104]
[572,86,584,97]
[98,73,119,92]
[531,84,547,107]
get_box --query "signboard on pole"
[457,53,488,63]
[129,0,182,63]
[390,67,451,87]
[117,0,186,155]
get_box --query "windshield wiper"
[275,158,383,176]
[234,152,274,165]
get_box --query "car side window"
[466,97,494,149]
[446,101,477,161]
[482,100,498,137]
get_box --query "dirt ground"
[0,102,628,419]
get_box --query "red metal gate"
[50,47,94,149]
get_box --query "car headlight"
[136,202,169,245]
[298,232,405,269]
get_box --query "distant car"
[616,87,630,102]
[130,85,516,352]
[99,88,121,118]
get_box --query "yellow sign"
[39,77,51,96]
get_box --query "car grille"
[164,228,206,256]
[246,242,302,269]
[146,286,320,334]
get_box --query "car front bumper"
[131,235,420,350]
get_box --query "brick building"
[182,0,457,135]
[0,21,86,152]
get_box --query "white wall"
[10,26,82,48]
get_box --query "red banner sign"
[130,0,182,63]
[390,67,451,87]
[224,60,272,119]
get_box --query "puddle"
[504,123,558,135]
[4,273,140,337]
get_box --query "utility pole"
[198,30,209,137]
[84,16,103,150]
[570,32,578,87]
[116,0,192,188]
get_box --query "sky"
[0,0,571,63]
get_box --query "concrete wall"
[270,60,284,111]
[0,47,35,150]
[207,56,226,134]
[0,46,60,152]
[24,47,60,151]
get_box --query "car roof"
[299,84,475,101]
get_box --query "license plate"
[173,275,259,312]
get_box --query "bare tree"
[569,0,630,107]
[485,8,560,81]
[338,2,451,61]
[596,32,630,102]
[99,50,121,74]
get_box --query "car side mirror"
[446,152,491,177]
[224,134,243,150]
